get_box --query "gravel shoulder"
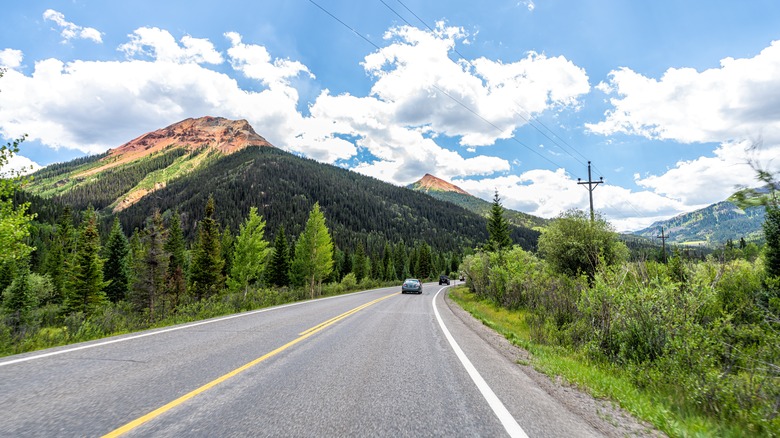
[444,289,665,438]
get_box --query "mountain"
[408,174,548,229]
[28,116,273,213]
[632,200,765,246]
[26,117,540,253]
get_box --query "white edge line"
[0,286,390,368]
[433,286,529,438]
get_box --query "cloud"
[43,9,102,44]
[0,33,308,155]
[0,49,23,68]
[588,40,780,145]
[119,27,223,64]
[586,40,780,208]
[453,168,690,231]
[635,139,780,205]
[361,24,589,148]
[0,24,592,200]
[0,154,41,177]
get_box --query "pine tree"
[63,207,108,316]
[190,196,224,300]
[44,206,74,303]
[764,206,780,279]
[227,207,270,295]
[352,242,367,282]
[164,210,187,307]
[415,242,433,280]
[393,242,407,280]
[2,265,33,329]
[267,225,291,287]
[487,190,512,251]
[291,203,334,299]
[103,217,130,303]
[130,210,169,320]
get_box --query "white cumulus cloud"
[0,49,23,69]
[43,9,103,44]
[119,27,223,64]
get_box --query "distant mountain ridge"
[408,174,548,229]
[28,116,274,212]
[632,200,765,246]
[26,117,541,253]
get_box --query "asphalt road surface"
[0,282,606,437]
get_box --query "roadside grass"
[448,286,749,438]
[0,278,403,358]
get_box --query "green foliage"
[227,207,270,294]
[164,210,187,306]
[486,190,512,251]
[414,242,433,279]
[763,207,780,279]
[0,134,36,266]
[537,209,628,280]
[267,225,291,287]
[63,207,108,316]
[190,195,224,300]
[291,203,334,299]
[463,243,780,435]
[114,146,522,254]
[352,242,368,282]
[44,148,186,210]
[129,210,169,321]
[103,217,130,302]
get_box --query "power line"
[308,0,380,50]
[309,0,643,225]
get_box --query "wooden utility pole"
[577,161,603,221]
[657,227,669,263]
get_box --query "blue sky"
[2,0,780,231]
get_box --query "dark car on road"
[401,279,423,294]
[439,275,450,285]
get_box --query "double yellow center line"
[103,293,397,437]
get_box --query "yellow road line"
[102,293,397,437]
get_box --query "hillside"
[632,200,765,246]
[25,118,540,253]
[26,116,273,213]
[408,174,548,229]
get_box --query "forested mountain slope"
[632,200,765,246]
[114,146,540,252]
[408,174,548,230]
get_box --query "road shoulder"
[443,288,663,438]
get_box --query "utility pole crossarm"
[577,161,603,221]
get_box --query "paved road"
[0,283,603,437]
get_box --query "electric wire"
[307,0,642,223]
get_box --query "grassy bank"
[448,285,754,438]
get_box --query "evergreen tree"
[164,210,187,307]
[291,203,334,298]
[130,210,169,320]
[103,217,130,303]
[190,195,224,300]
[415,242,433,279]
[2,265,33,329]
[267,225,291,287]
[382,242,393,281]
[352,242,367,282]
[764,206,780,279]
[393,242,407,280]
[44,206,74,303]
[227,207,270,295]
[63,207,108,316]
[487,190,512,250]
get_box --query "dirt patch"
[444,290,665,437]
